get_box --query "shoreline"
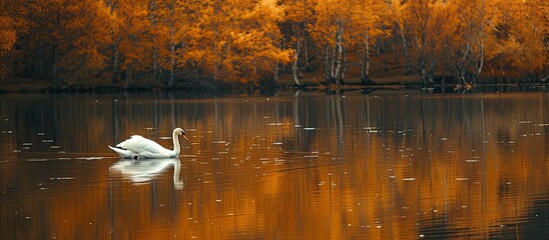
[0,76,547,94]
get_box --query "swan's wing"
[116,135,169,156]
[109,145,137,158]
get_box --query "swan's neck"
[172,130,181,156]
[173,159,183,189]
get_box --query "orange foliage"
[0,0,547,86]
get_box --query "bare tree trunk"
[112,43,120,83]
[149,0,160,82]
[107,0,121,83]
[38,43,44,79]
[341,50,347,83]
[323,46,330,82]
[472,0,485,83]
[332,20,344,85]
[460,44,470,85]
[168,43,175,89]
[359,32,371,84]
[302,23,309,73]
[291,28,303,86]
[474,42,484,81]
[51,42,59,88]
[399,23,412,75]
[418,47,426,83]
[334,25,343,85]
[292,57,302,86]
[213,25,221,81]
[323,21,345,86]
[167,3,177,90]
[273,61,279,85]
[125,67,131,90]
[428,55,435,83]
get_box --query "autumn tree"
[400,0,437,84]
[235,0,293,85]
[0,15,16,81]
[484,0,548,82]
[308,0,352,85]
[159,0,201,88]
[109,0,155,88]
[0,0,111,87]
[280,0,316,86]
[0,0,29,82]
[395,0,488,85]
[197,0,292,85]
[3,0,61,82]
[1,0,547,88]
[441,0,486,86]
[389,0,412,75]
[309,0,392,85]
[55,0,111,86]
[347,0,390,84]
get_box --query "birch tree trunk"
[323,20,345,86]
[112,44,120,83]
[291,25,303,86]
[167,2,177,90]
[149,0,160,81]
[472,0,485,83]
[398,22,412,75]
[358,32,371,84]
[273,61,279,85]
[332,21,344,86]
[107,0,121,83]
[292,50,302,86]
[51,42,59,88]
[125,67,131,90]
[168,42,175,89]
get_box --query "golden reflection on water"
[1,92,549,239]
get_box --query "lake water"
[1,90,549,239]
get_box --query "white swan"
[109,128,188,159]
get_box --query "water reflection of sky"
[1,91,549,239]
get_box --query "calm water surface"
[1,91,549,239]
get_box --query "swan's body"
[109,128,187,159]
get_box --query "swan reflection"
[110,157,183,189]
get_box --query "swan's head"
[175,128,189,141]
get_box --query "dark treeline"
[0,0,547,90]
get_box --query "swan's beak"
[182,135,189,141]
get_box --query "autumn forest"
[0,0,548,89]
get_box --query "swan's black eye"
[134,155,138,160]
